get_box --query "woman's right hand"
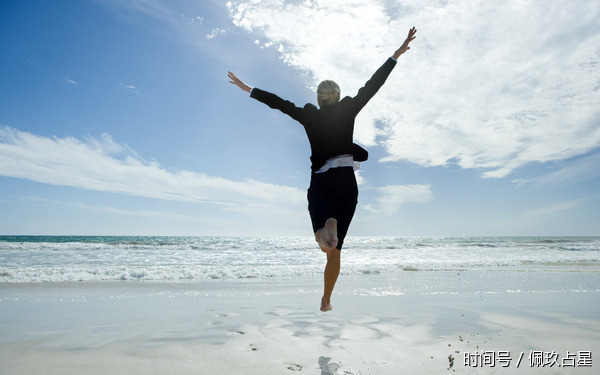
[228,71,252,93]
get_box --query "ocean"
[1,236,599,295]
[1,236,599,374]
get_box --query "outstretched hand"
[228,71,252,93]
[393,27,417,60]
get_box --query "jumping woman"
[228,27,417,311]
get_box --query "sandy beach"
[1,272,598,375]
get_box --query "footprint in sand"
[210,313,228,326]
[285,363,302,371]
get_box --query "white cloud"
[65,79,78,86]
[364,184,432,215]
[206,27,228,39]
[25,196,214,223]
[0,126,305,212]
[227,0,600,179]
[99,0,231,52]
[182,14,203,25]
[519,199,588,222]
[354,169,365,186]
[119,83,140,94]
[535,151,600,187]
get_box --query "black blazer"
[251,57,397,172]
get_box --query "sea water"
[1,236,599,295]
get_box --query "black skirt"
[307,167,358,250]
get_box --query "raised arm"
[349,27,417,114]
[228,71,306,122]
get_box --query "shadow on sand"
[318,356,340,375]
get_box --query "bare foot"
[320,299,333,312]
[315,218,338,253]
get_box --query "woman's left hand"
[228,71,252,93]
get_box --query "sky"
[1,0,599,237]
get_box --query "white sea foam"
[1,236,598,286]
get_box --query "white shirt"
[316,154,359,174]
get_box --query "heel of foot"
[320,303,333,312]
[324,218,337,231]
[321,218,338,249]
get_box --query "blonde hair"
[317,80,340,106]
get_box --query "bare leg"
[315,218,338,253]
[321,248,340,312]
[314,217,340,311]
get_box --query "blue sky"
[1,0,599,236]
